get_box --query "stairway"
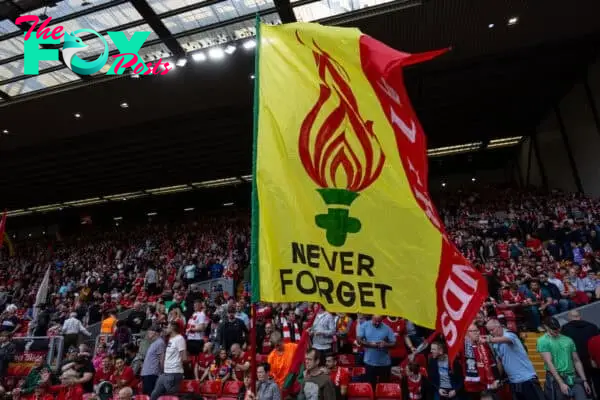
[521,332,545,385]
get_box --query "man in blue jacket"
[428,341,464,400]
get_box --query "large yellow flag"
[251,22,487,361]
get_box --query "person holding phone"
[358,315,396,389]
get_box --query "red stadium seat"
[134,396,150,400]
[201,380,222,398]
[157,397,179,400]
[221,381,243,398]
[376,383,402,399]
[337,354,356,367]
[180,379,201,393]
[348,383,374,400]
[352,367,366,377]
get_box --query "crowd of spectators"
[0,188,598,400]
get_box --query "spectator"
[126,301,146,335]
[94,356,114,385]
[561,310,599,390]
[298,348,336,400]
[110,357,136,391]
[186,300,208,356]
[402,362,429,400]
[358,315,396,388]
[587,332,600,397]
[267,331,297,388]
[0,331,15,378]
[194,341,215,382]
[151,321,187,400]
[117,386,134,400]
[231,343,251,381]
[428,341,464,400]
[62,312,91,352]
[141,325,165,395]
[463,324,502,400]
[207,348,232,382]
[537,317,592,400]
[219,305,248,352]
[325,353,350,399]
[101,310,117,335]
[485,319,542,400]
[311,306,336,353]
[253,363,281,400]
[12,357,52,398]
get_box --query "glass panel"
[27,0,115,20]
[50,3,143,33]
[0,20,19,36]
[293,0,395,21]
[0,69,79,97]
[162,0,274,34]
[0,36,24,62]
[176,13,280,51]
[139,43,172,62]
[147,0,206,15]
[0,59,62,81]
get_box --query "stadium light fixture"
[208,47,225,60]
[192,52,207,62]
[488,23,494,28]
[176,58,188,67]
[74,113,82,118]
[224,45,236,55]
[442,182,446,187]
[243,40,256,50]
[223,202,234,207]
[120,102,129,109]
[147,212,158,216]
[487,136,523,149]
[184,207,195,212]
[2,129,8,134]
[427,142,483,157]
[472,177,476,182]
[113,216,123,221]
[508,17,518,25]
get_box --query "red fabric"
[197,352,216,370]
[330,367,350,387]
[588,335,600,366]
[497,243,509,259]
[110,366,135,388]
[383,318,408,360]
[94,367,113,384]
[231,351,251,380]
[501,290,523,304]
[406,375,424,399]
[358,34,487,362]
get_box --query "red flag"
[0,210,7,249]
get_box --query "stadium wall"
[531,60,600,195]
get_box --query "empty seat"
[376,383,402,399]
[348,382,374,400]
[180,379,201,393]
[222,381,243,398]
[352,367,366,377]
[338,354,356,367]
[201,380,222,398]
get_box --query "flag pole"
[249,13,262,396]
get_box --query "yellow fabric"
[255,23,442,328]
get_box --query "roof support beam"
[273,0,297,23]
[0,90,11,101]
[130,0,185,59]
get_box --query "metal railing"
[9,336,64,371]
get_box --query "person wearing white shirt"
[151,322,187,400]
[61,312,91,352]
[186,301,207,355]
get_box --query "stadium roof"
[0,0,599,211]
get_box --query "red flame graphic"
[298,32,385,192]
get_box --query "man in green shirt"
[537,318,591,400]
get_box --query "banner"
[251,22,487,360]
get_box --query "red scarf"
[464,340,497,392]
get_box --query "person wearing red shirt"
[94,357,114,384]
[497,241,509,260]
[110,358,136,391]
[230,343,251,381]
[325,354,350,399]
[402,362,429,400]
[526,234,543,257]
[501,284,524,306]
[194,342,215,382]
[587,334,600,396]
[383,317,415,365]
